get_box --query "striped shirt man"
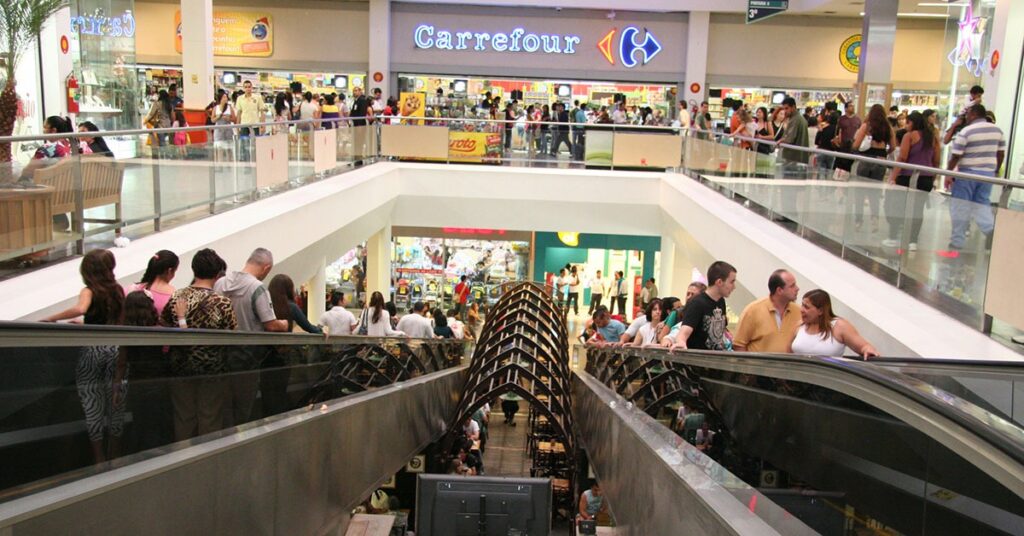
[951,118,1006,174]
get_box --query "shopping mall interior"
[1,0,1024,534]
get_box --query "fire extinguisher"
[66,74,80,114]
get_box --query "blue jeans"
[949,175,994,249]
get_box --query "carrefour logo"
[413,23,660,68]
[598,27,661,67]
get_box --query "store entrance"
[397,73,676,121]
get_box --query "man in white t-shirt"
[319,291,357,336]
[588,270,605,315]
[396,301,436,339]
[463,416,480,440]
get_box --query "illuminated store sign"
[413,23,660,68]
[414,24,581,54]
[947,3,989,77]
[71,10,136,38]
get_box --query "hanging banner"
[175,10,273,57]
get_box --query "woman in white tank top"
[786,290,879,359]
[632,298,664,347]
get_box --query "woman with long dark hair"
[42,249,126,461]
[753,107,775,155]
[267,274,321,334]
[786,289,878,359]
[851,104,897,231]
[78,121,113,157]
[883,111,941,250]
[356,291,404,336]
[433,309,454,338]
[128,250,178,316]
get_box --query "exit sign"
[747,0,789,24]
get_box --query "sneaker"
[881,239,900,248]
[909,242,918,251]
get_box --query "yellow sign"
[448,132,502,164]
[840,34,861,73]
[399,92,425,124]
[175,10,273,57]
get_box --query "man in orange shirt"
[734,269,801,353]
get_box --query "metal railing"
[0,321,465,504]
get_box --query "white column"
[683,11,710,105]
[365,226,392,300]
[40,8,72,120]
[307,257,327,325]
[984,0,1024,132]
[659,237,676,300]
[368,0,391,97]
[180,0,215,110]
[857,0,898,85]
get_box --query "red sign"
[991,50,1001,70]
[689,82,701,94]
[373,72,384,83]
[60,35,69,54]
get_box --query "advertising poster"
[176,11,273,57]
[399,92,426,124]
[448,132,502,164]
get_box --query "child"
[172,109,188,157]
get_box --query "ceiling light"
[860,11,951,18]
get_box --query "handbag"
[357,307,369,336]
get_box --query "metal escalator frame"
[586,345,1024,500]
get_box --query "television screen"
[453,79,468,93]
[416,475,551,536]
[557,84,572,98]
[221,72,237,85]
[334,76,348,89]
[771,91,787,105]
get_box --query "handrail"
[0,320,459,347]
[589,344,1024,468]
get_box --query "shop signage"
[175,10,273,57]
[70,10,135,38]
[840,34,861,73]
[947,3,989,77]
[414,24,581,55]
[746,0,788,24]
[449,132,502,164]
[60,35,69,54]
[597,27,662,67]
[441,228,508,236]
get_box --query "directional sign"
[747,0,789,24]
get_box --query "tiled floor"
[481,412,531,478]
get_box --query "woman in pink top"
[129,250,179,315]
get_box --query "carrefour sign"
[413,23,660,68]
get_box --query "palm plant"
[0,0,67,162]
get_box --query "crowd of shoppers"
[38,244,475,462]
[723,85,1002,254]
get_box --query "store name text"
[71,11,136,38]
[414,24,580,55]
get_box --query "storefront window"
[70,0,140,132]
[326,245,367,307]
[392,235,530,312]
[398,73,674,120]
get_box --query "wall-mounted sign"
[60,35,69,54]
[991,49,1000,73]
[175,10,273,57]
[947,3,989,77]
[747,0,788,24]
[71,10,135,37]
[414,24,581,55]
[840,34,861,73]
[597,27,662,67]
[689,82,701,94]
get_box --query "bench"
[33,156,125,234]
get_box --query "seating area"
[33,156,126,236]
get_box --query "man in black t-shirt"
[671,260,737,351]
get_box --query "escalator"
[584,347,1024,535]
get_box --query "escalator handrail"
[593,345,1024,469]
[0,321,462,348]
